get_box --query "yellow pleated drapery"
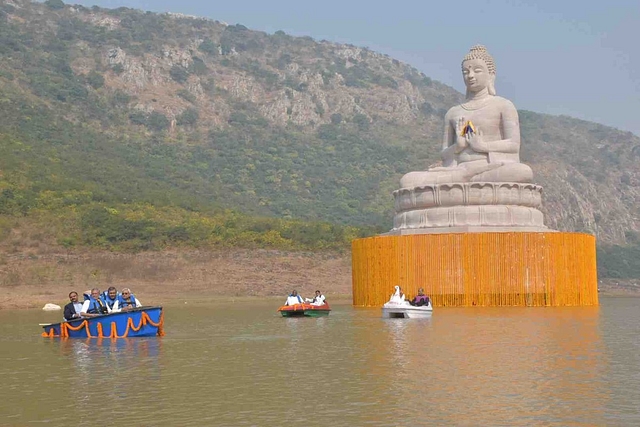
[352,232,598,307]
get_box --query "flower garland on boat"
[42,311,164,338]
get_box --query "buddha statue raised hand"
[400,45,533,188]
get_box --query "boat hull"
[278,303,331,317]
[382,303,432,319]
[41,306,164,338]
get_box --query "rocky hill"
[1,0,640,248]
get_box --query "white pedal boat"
[382,300,433,318]
[382,286,433,318]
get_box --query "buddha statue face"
[461,45,497,96]
[462,58,491,93]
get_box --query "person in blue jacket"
[80,288,109,318]
[102,286,119,311]
[285,290,304,306]
[114,288,142,312]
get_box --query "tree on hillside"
[198,39,218,56]
[45,0,65,9]
[169,65,189,83]
[177,108,198,126]
[86,71,104,89]
[147,111,170,131]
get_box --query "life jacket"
[286,294,303,305]
[87,297,108,314]
[117,293,138,308]
[103,295,119,310]
[415,295,430,304]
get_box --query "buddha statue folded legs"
[400,160,534,188]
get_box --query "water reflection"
[47,338,163,411]
[55,338,162,375]
[359,307,609,426]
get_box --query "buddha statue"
[391,45,547,233]
[400,45,533,188]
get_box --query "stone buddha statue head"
[462,45,496,98]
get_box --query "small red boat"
[278,303,331,317]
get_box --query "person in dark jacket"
[410,288,430,306]
[63,291,84,321]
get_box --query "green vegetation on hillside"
[0,1,443,229]
[597,232,640,279]
[12,202,376,252]
[0,71,380,251]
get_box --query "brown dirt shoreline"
[1,249,637,310]
[0,249,353,310]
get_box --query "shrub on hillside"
[147,111,170,132]
[177,108,199,126]
[45,0,65,10]
[198,39,218,56]
[86,71,104,89]
[169,65,189,83]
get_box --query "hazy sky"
[69,0,640,136]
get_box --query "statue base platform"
[386,225,551,235]
[352,232,598,307]
[393,205,547,231]
[393,182,547,232]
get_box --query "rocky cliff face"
[521,113,640,244]
[83,22,455,129]
[2,0,640,244]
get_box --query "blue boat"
[41,306,164,338]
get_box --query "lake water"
[0,297,639,426]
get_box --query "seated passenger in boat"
[305,290,326,306]
[102,286,119,311]
[63,291,84,321]
[285,290,304,306]
[410,288,431,306]
[388,286,406,303]
[113,288,142,312]
[80,288,109,318]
